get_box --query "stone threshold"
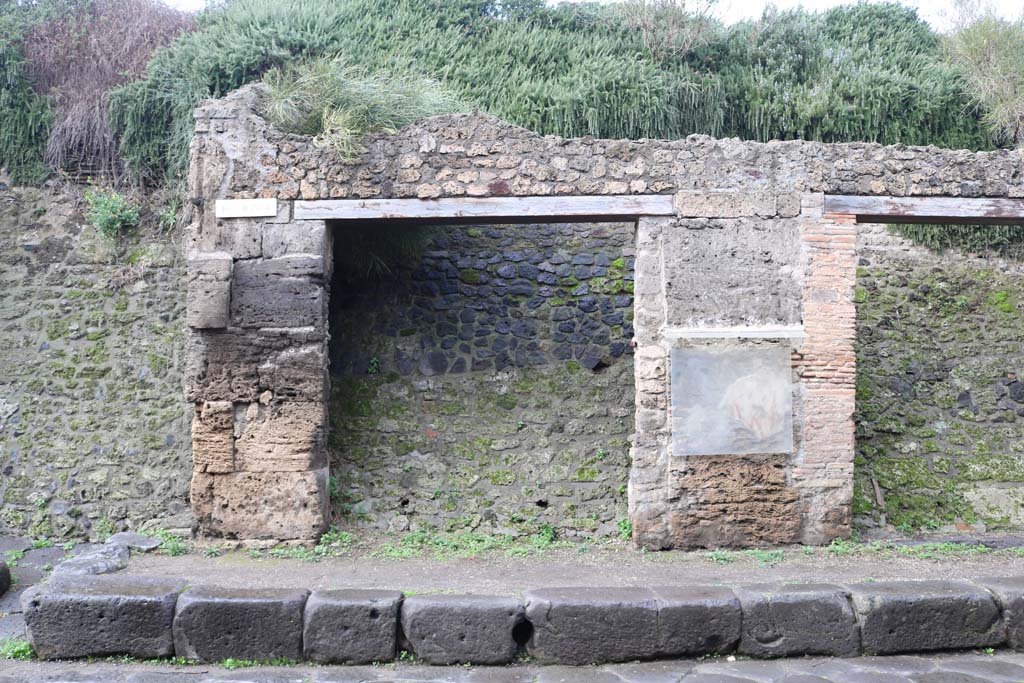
[19,574,1024,666]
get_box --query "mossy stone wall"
[855,233,1024,533]
[0,186,190,539]
[328,223,635,538]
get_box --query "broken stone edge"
[20,577,1024,664]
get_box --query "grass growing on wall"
[262,58,459,160]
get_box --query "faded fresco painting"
[671,346,794,456]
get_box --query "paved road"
[4,653,1024,682]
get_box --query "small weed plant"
[153,529,189,556]
[85,187,140,240]
[617,518,633,541]
[267,526,355,562]
[708,550,733,565]
[0,638,34,661]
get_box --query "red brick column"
[792,196,858,543]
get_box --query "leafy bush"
[262,58,459,160]
[84,188,141,240]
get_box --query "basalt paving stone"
[848,581,1005,655]
[0,535,31,555]
[908,674,990,683]
[401,594,523,665]
[691,659,791,682]
[525,586,740,665]
[125,674,207,683]
[173,587,309,663]
[21,545,70,569]
[53,544,130,576]
[303,589,402,664]
[203,672,314,683]
[532,667,625,683]
[980,576,1024,649]
[21,575,186,660]
[601,660,696,683]
[106,532,164,553]
[736,583,859,658]
[935,656,1024,682]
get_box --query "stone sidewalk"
[4,652,1024,682]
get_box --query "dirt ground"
[122,535,1024,595]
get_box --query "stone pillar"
[791,194,858,544]
[184,93,332,540]
[629,217,673,548]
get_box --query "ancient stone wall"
[185,83,1024,546]
[855,228,1024,533]
[329,222,634,538]
[0,185,190,539]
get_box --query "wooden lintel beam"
[824,195,1024,225]
[293,195,675,222]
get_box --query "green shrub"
[85,188,141,240]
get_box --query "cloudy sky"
[160,0,1022,32]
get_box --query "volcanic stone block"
[231,256,326,330]
[980,576,1024,649]
[21,575,185,659]
[263,220,328,259]
[849,580,1005,655]
[185,329,326,403]
[401,594,523,665]
[736,583,859,657]
[105,532,163,553]
[653,586,742,656]
[186,254,233,329]
[190,467,328,539]
[303,589,402,663]
[191,400,235,474]
[525,586,740,664]
[52,543,130,577]
[173,587,309,662]
[233,400,326,472]
[0,561,9,597]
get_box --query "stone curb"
[21,576,1024,664]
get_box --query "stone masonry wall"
[185,83,1024,546]
[329,222,634,538]
[0,185,191,540]
[855,227,1024,534]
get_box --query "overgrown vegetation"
[262,58,458,160]
[1,1,1014,176]
[84,187,141,240]
[0,0,189,182]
